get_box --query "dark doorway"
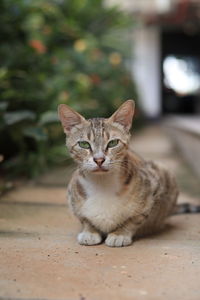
[161,30,200,114]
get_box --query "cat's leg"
[77,220,102,246]
[105,214,148,247]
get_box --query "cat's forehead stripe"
[88,118,105,143]
[86,118,122,144]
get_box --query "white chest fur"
[80,175,136,233]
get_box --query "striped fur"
[58,100,179,247]
[173,203,200,215]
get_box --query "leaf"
[0,102,8,111]
[48,145,68,157]
[0,67,8,79]
[23,127,47,141]
[39,111,59,125]
[4,111,36,125]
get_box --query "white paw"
[105,234,132,247]
[77,231,102,246]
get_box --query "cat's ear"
[58,104,87,135]
[108,100,135,131]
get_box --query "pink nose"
[93,157,105,167]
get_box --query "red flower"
[90,74,101,85]
[29,40,46,54]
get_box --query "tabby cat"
[58,100,180,247]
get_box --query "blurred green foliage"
[0,0,139,178]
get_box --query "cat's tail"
[172,203,200,215]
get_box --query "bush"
[0,0,138,178]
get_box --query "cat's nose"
[93,157,105,167]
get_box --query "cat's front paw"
[105,233,132,247]
[77,231,102,246]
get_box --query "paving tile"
[0,202,79,237]
[1,196,200,300]
[0,214,200,300]
[36,165,75,187]
[1,186,67,205]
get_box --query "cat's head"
[58,100,135,173]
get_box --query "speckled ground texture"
[1,126,200,300]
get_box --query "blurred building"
[108,0,200,118]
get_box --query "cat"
[58,100,182,247]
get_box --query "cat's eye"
[107,139,119,148]
[78,141,91,149]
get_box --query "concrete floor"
[0,126,200,300]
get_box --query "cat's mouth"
[92,167,109,173]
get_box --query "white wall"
[132,26,161,118]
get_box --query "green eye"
[78,141,91,149]
[107,139,119,148]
